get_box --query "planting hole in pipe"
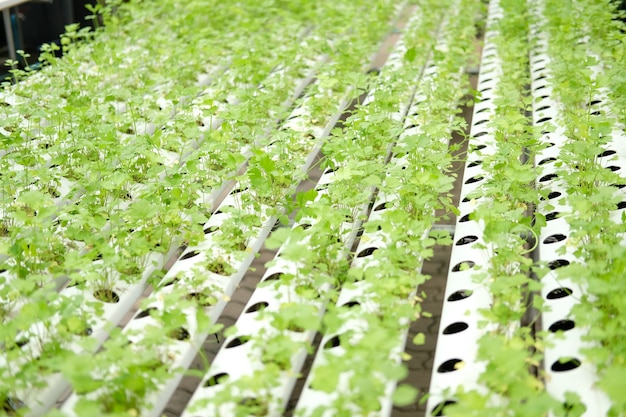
[607,165,621,172]
[341,301,361,308]
[551,358,581,372]
[226,336,251,349]
[448,289,473,301]
[547,287,573,299]
[93,289,120,303]
[539,173,558,182]
[546,211,560,221]
[169,327,190,341]
[455,235,478,246]
[432,400,457,417]
[541,191,561,201]
[536,105,550,111]
[452,261,475,272]
[181,250,200,260]
[246,302,269,313]
[186,292,216,307]
[263,272,284,282]
[467,160,482,168]
[374,202,389,211]
[324,335,341,349]
[538,157,556,165]
[543,234,566,244]
[443,322,469,335]
[135,307,158,319]
[548,259,570,270]
[548,319,575,332]
[473,132,488,139]
[204,225,219,234]
[459,213,472,222]
[598,150,616,158]
[204,372,229,387]
[615,201,626,210]
[470,144,487,152]
[357,247,378,258]
[474,119,488,126]
[465,175,484,185]
[587,100,602,106]
[534,74,547,81]
[476,107,488,114]
[437,359,464,373]
[231,187,248,194]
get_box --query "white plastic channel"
[296,11,469,415]
[425,1,505,415]
[528,4,613,415]
[58,52,372,417]
[180,169,365,417]
[14,46,326,417]
[180,14,428,415]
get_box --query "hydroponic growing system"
[1,0,625,416]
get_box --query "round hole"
[535,85,547,91]
[432,400,457,417]
[324,167,337,174]
[448,289,473,301]
[548,259,569,270]
[536,105,550,111]
[543,234,566,244]
[296,223,312,230]
[612,183,626,189]
[607,165,620,172]
[547,287,572,299]
[548,319,575,332]
[538,157,556,165]
[442,322,469,335]
[246,302,269,313]
[534,74,547,81]
[480,97,491,103]
[546,211,560,221]
[471,144,487,151]
[231,187,248,194]
[476,107,488,114]
[587,100,602,106]
[204,372,229,387]
[226,336,251,349]
[539,173,558,182]
[616,201,626,210]
[204,226,219,234]
[437,358,464,373]
[324,335,341,349]
[465,175,484,184]
[357,247,378,258]
[551,358,581,372]
[474,119,488,126]
[136,307,157,319]
[598,150,616,158]
[169,327,190,341]
[341,301,360,308]
[468,160,482,168]
[459,213,471,222]
[473,132,488,138]
[374,202,389,211]
[544,191,561,200]
[93,289,120,303]
[181,250,200,260]
[590,110,602,116]
[263,272,284,282]
[537,117,552,124]
[452,261,475,272]
[455,235,478,246]
[481,77,493,83]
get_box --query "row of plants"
[427,0,578,415]
[178,5,450,416]
[531,0,626,415]
[0,1,408,415]
[294,0,482,412]
[43,1,411,416]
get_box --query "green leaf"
[404,47,417,63]
[392,384,418,406]
[413,332,425,345]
